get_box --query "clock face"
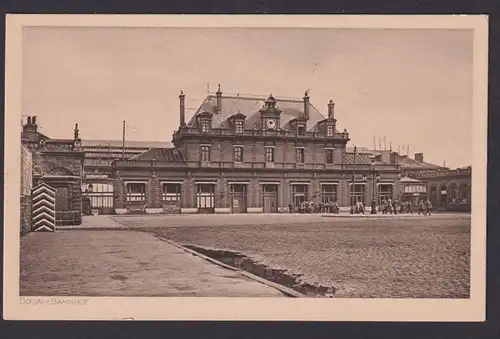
[266,119,277,130]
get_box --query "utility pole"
[122,120,126,160]
[351,146,357,214]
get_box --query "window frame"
[200,119,211,133]
[233,146,243,163]
[125,182,147,202]
[200,145,211,162]
[265,147,275,163]
[326,125,334,137]
[162,183,181,203]
[325,148,334,164]
[295,147,305,164]
[297,124,306,136]
[234,121,244,134]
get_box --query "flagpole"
[122,120,126,160]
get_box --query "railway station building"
[110,87,404,214]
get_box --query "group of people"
[286,197,433,215]
[288,200,340,214]
[379,198,432,215]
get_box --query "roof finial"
[180,90,184,95]
[217,84,221,92]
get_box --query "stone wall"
[20,196,32,235]
[20,145,33,234]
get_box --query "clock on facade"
[266,119,277,130]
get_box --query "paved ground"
[20,230,286,297]
[109,212,469,228]
[113,214,472,299]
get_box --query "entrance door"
[263,184,278,213]
[231,184,247,213]
[197,184,215,214]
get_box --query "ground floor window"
[377,184,393,205]
[458,183,470,204]
[85,182,113,208]
[292,184,308,206]
[197,184,215,208]
[126,182,146,202]
[350,184,365,205]
[449,183,458,205]
[321,185,337,204]
[162,183,181,203]
[439,184,447,206]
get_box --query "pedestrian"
[418,199,425,215]
[399,200,405,214]
[425,199,432,216]
[407,200,413,214]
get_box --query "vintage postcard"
[4,14,488,321]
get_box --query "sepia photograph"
[4,14,487,321]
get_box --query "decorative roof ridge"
[206,93,305,103]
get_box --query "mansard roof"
[186,94,329,132]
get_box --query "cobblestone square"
[113,214,473,298]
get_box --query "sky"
[21,27,473,168]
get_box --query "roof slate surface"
[187,95,329,132]
[129,148,185,162]
[81,139,173,149]
[397,156,442,169]
[342,153,373,165]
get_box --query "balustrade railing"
[416,167,472,178]
[113,159,400,172]
[173,127,349,140]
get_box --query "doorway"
[231,184,248,213]
[262,184,278,213]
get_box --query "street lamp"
[350,146,357,214]
[365,160,380,214]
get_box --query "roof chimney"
[179,90,186,128]
[74,123,80,140]
[303,90,310,119]
[328,100,335,119]
[22,115,38,137]
[414,153,424,163]
[216,84,222,113]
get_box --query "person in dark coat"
[425,199,432,216]
[418,199,425,215]
[407,200,413,214]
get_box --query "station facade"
[111,87,403,214]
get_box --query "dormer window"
[228,112,247,135]
[326,125,334,137]
[201,119,211,133]
[235,121,244,134]
[197,111,213,133]
[297,124,306,136]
